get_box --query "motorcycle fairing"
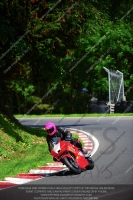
[76,154,88,168]
[52,142,61,153]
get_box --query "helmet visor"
[46,127,54,134]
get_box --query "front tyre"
[86,157,94,170]
[63,157,81,174]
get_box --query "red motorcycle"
[50,138,94,174]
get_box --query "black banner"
[0,185,133,200]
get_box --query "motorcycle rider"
[44,122,88,161]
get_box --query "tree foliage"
[0,0,133,115]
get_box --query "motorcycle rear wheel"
[63,157,81,174]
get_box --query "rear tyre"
[63,157,81,174]
[86,157,94,170]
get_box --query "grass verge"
[0,114,83,180]
[14,113,133,118]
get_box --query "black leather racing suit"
[46,127,83,152]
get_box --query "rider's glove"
[65,131,72,141]
[65,135,72,141]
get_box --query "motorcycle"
[50,138,94,174]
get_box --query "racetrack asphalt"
[17,116,133,185]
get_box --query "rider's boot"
[76,141,90,158]
[82,149,90,158]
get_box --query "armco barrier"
[89,101,110,114]
[89,101,133,114]
[115,101,133,113]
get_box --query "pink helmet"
[44,122,56,136]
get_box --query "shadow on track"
[23,123,99,129]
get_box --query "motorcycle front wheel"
[63,157,81,174]
[86,157,94,170]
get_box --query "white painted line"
[85,146,93,149]
[80,137,89,140]
[4,177,32,184]
[79,134,88,136]
[68,128,99,156]
[46,162,64,166]
[79,135,88,137]
[78,134,87,137]
[29,168,68,175]
[82,139,92,142]
[29,169,59,174]
[85,142,93,145]
[46,164,67,167]
[84,143,93,146]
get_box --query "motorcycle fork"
[60,151,74,162]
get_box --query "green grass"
[0,114,84,180]
[14,113,133,118]
[0,144,53,180]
